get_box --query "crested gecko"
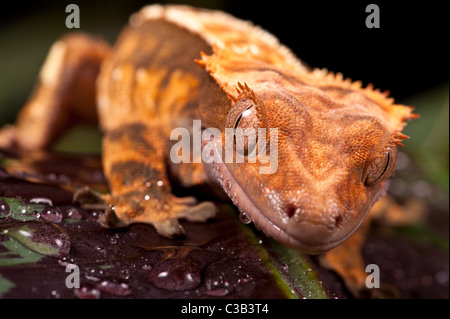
[0,5,416,259]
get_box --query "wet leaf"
[264,238,329,299]
[0,197,44,221]
[97,280,132,296]
[0,274,15,298]
[0,238,43,266]
[232,219,298,298]
[2,222,70,258]
[0,143,448,298]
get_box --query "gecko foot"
[98,191,216,238]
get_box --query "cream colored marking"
[135,4,307,73]
[231,44,261,56]
[163,7,205,34]
[134,67,160,115]
[136,4,164,22]
[231,44,248,55]
[98,95,108,112]
[249,44,260,55]
[136,67,147,81]
[39,41,67,87]
[112,68,123,81]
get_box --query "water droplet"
[58,259,69,267]
[157,180,163,187]
[147,249,219,291]
[40,206,63,223]
[144,181,151,187]
[120,269,130,280]
[142,264,152,271]
[85,274,100,282]
[65,207,83,220]
[225,180,232,189]
[54,238,63,247]
[97,280,132,296]
[19,229,32,237]
[206,288,229,296]
[74,286,100,299]
[185,273,195,282]
[237,276,251,285]
[144,195,150,201]
[51,290,60,298]
[148,262,202,291]
[239,211,251,224]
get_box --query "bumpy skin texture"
[0,5,416,254]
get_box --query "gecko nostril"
[285,203,298,219]
[334,213,343,229]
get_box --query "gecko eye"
[234,106,259,157]
[364,147,397,186]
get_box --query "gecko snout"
[280,200,356,253]
[284,201,345,229]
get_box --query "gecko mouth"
[205,158,351,254]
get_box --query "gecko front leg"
[99,121,216,238]
[0,33,110,150]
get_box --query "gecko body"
[0,5,416,254]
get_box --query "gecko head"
[204,80,416,254]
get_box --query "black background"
[0,0,447,101]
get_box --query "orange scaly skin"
[0,5,416,256]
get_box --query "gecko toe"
[179,201,217,222]
[98,205,129,228]
[153,218,185,238]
